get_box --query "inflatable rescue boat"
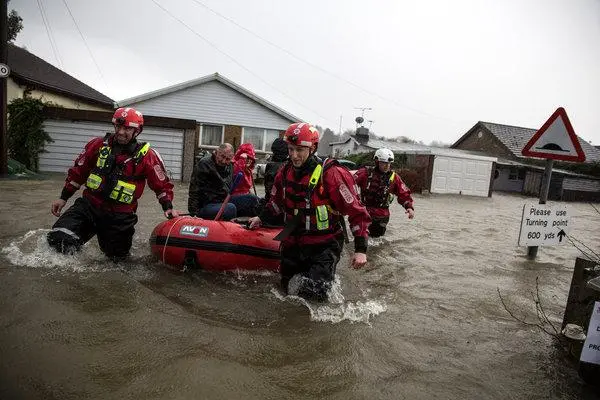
[150,216,281,272]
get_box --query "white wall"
[126,80,293,130]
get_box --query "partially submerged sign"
[518,203,571,246]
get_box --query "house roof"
[118,72,301,123]
[7,43,114,107]
[456,121,600,163]
[331,135,496,161]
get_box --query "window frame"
[241,127,281,153]
[198,124,224,149]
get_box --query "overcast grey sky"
[11,0,600,145]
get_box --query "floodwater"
[1,175,599,400]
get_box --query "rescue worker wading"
[47,107,178,261]
[354,148,414,238]
[248,123,371,302]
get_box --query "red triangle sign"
[522,107,586,162]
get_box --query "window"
[244,127,264,151]
[200,125,223,146]
[265,129,279,150]
[243,127,282,152]
[508,168,526,180]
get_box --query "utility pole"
[1,0,8,176]
[338,115,342,136]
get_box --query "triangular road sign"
[522,107,585,162]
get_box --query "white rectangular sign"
[518,203,571,246]
[580,301,600,365]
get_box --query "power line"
[187,0,462,125]
[149,0,336,126]
[36,0,63,69]
[61,0,109,93]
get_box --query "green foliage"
[8,2,23,42]
[7,96,54,172]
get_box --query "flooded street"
[1,175,599,400]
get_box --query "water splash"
[368,237,386,247]
[271,276,387,324]
[1,229,154,278]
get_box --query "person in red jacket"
[354,148,414,238]
[47,107,179,261]
[249,122,371,302]
[231,143,256,196]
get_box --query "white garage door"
[40,120,184,180]
[431,155,493,197]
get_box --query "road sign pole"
[527,158,554,259]
[1,0,7,176]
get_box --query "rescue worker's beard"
[112,136,138,154]
[293,154,319,180]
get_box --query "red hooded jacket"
[231,143,256,196]
[60,136,174,213]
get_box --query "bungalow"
[452,121,600,201]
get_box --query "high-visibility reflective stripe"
[69,181,81,189]
[50,227,80,240]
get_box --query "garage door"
[40,120,184,180]
[431,155,493,197]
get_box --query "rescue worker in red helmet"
[248,122,371,302]
[354,148,414,238]
[47,107,179,261]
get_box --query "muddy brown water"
[1,175,599,399]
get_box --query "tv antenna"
[354,107,372,119]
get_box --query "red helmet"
[284,123,319,148]
[112,107,144,133]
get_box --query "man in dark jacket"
[263,136,288,201]
[188,143,259,220]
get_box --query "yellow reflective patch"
[86,173,103,190]
[309,164,323,189]
[136,142,150,158]
[97,146,111,168]
[109,180,137,204]
[316,205,329,230]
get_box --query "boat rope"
[163,217,185,264]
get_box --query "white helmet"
[374,148,394,163]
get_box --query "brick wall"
[224,125,242,148]
[181,126,198,182]
[455,128,515,159]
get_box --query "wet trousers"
[369,215,390,238]
[196,194,260,221]
[280,236,344,302]
[47,197,138,261]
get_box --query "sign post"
[521,107,585,259]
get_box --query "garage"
[430,152,496,197]
[40,120,185,180]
